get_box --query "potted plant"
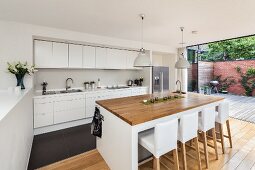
[7,61,36,89]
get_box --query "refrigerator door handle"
[160,72,164,92]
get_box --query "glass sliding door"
[187,46,198,92]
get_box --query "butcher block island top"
[96,92,224,126]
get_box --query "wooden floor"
[38,118,255,170]
[213,94,255,123]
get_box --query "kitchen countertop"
[0,88,32,121]
[96,92,224,126]
[33,86,148,98]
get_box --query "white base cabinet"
[85,93,98,118]
[34,87,148,129]
[34,98,54,128]
[54,94,85,124]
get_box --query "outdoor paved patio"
[213,93,255,123]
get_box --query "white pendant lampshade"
[134,14,151,67]
[175,53,190,69]
[175,27,190,69]
[134,48,151,67]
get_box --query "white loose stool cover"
[216,102,229,124]
[178,112,198,143]
[198,107,216,132]
[139,118,178,158]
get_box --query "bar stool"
[198,107,218,169]
[178,112,201,170]
[138,119,179,170]
[215,102,232,154]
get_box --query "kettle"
[127,80,133,86]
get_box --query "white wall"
[0,89,33,170]
[0,20,176,90]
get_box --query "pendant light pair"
[133,15,190,68]
[133,14,151,67]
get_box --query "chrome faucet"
[66,78,73,90]
[176,80,182,94]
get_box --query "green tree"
[200,36,255,61]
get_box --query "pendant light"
[134,14,151,67]
[175,27,190,69]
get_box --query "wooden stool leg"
[202,131,209,169]
[153,156,160,170]
[226,120,233,148]
[212,128,219,160]
[181,143,187,170]
[219,124,225,154]
[194,137,202,170]
[173,149,180,170]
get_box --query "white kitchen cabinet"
[131,87,148,96]
[140,87,148,95]
[34,40,69,68]
[54,94,85,124]
[34,40,53,68]
[69,44,83,68]
[118,89,132,98]
[33,87,149,129]
[34,98,54,128]
[107,49,127,69]
[35,39,141,70]
[96,47,107,68]
[83,46,96,68]
[52,42,69,68]
[85,93,97,118]
[85,91,110,118]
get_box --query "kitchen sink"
[59,89,83,93]
[172,91,186,94]
[106,86,130,89]
[43,89,83,95]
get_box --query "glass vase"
[15,74,25,89]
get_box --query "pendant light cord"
[141,15,144,49]
[180,27,184,58]
[181,27,184,48]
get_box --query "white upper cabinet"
[107,49,127,69]
[34,40,53,68]
[83,46,96,68]
[126,51,139,69]
[35,39,139,69]
[95,47,107,69]
[69,44,83,68]
[52,42,69,68]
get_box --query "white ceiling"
[0,0,255,48]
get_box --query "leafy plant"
[236,66,255,96]
[213,75,236,92]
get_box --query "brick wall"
[214,60,255,96]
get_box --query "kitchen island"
[96,92,224,170]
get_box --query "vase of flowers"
[7,61,36,89]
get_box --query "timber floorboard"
[38,118,255,170]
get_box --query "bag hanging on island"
[91,106,104,138]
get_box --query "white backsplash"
[34,69,145,90]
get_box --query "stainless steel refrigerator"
[152,66,169,93]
